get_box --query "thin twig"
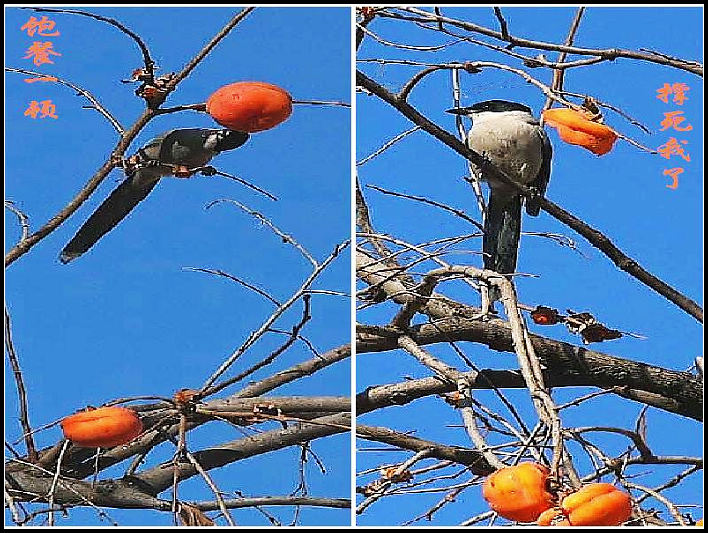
[4,201,30,244]
[451,67,486,217]
[356,449,433,514]
[4,307,38,464]
[6,67,124,134]
[47,440,71,527]
[624,482,687,526]
[194,496,350,510]
[25,7,156,79]
[165,8,255,96]
[543,7,586,113]
[183,267,281,306]
[205,295,312,396]
[292,99,350,108]
[206,199,317,267]
[492,7,510,41]
[184,450,236,526]
[357,126,421,166]
[199,241,347,393]
[386,7,702,75]
[558,90,653,134]
[366,184,483,231]
[356,22,465,52]
[205,168,278,201]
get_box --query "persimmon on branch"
[355,183,700,524]
[7,413,350,510]
[9,322,351,516]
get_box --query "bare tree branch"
[6,67,124,133]
[25,7,157,79]
[384,7,703,75]
[4,307,38,463]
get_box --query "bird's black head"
[212,129,250,152]
[447,100,533,115]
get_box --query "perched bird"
[447,100,552,299]
[60,128,249,264]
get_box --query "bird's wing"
[59,173,160,264]
[158,129,217,168]
[525,129,552,216]
[148,129,249,168]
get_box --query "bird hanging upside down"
[59,128,249,264]
[447,100,552,301]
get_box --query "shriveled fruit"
[543,108,618,156]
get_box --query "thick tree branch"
[357,320,702,421]
[195,496,350,510]
[135,412,350,495]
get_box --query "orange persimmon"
[483,462,556,522]
[542,108,618,156]
[61,406,143,448]
[206,81,292,133]
[560,483,632,526]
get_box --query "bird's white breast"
[467,110,544,188]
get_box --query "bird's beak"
[445,107,467,115]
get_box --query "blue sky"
[356,6,703,526]
[5,6,350,526]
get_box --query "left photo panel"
[5,6,351,527]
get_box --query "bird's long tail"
[483,190,522,300]
[60,176,159,264]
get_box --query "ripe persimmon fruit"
[561,483,632,526]
[482,462,556,522]
[206,81,292,133]
[61,406,143,448]
[538,483,632,526]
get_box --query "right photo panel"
[355,6,703,528]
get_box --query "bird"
[447,100,552,300]
[59,128,249,264]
